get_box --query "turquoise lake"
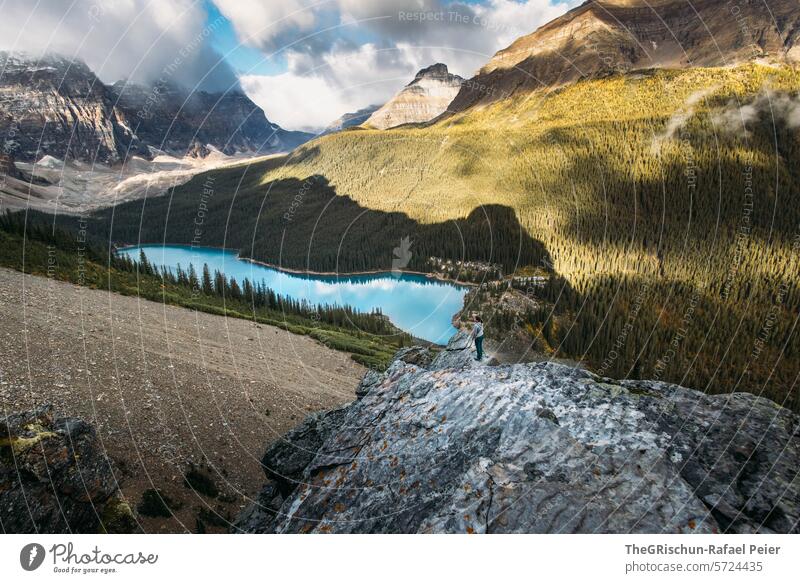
[118,245,468,344]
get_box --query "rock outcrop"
[0,52,312,164]
[237,332,800,534]
[365,64,464,130]
[450,0,800,112]
[0,405,136,533]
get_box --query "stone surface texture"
[0,405,135,533]
[237,331,800,534]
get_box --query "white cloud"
[242,42,481,131]
[0,0,237,90]
[0,0,581,128]
[336,0,572,49]
[242,71,351,131]
[471,0,576,49]
[651,87,718,153]
[211,0,317,48]
[238,1,579,129]
[712,90,800,135]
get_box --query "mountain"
[364,64,464,129]
[109,80,312,157]
[237,333,800,533]
[0,52,143,164]
[323,104,380,134]
[0,52,312,164]
[450,0,800,112]
[41,1,800,414]
[87,62,800,413]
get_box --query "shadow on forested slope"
[48,174,553,277]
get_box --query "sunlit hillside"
[267,64,799,285]
[83,63,800,409]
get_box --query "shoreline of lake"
[241,256,480,288]
[117,244,469,344]
[115,243,479,287]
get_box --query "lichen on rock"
[0,405,137,533]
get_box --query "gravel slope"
[0,267,364,532]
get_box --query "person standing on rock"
[471,316,484,361]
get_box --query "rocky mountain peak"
[412,63,460,84]
[449,0,800,112]
[237,331,800,534]
[364,63,464,130]
[1,50,90,73]
[0,51,312,164]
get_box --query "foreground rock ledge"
[0,405,136,533]
[237,333,800,534]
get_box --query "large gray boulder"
[236,335,800,534]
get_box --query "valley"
[66,63,800,411]
[1,0,800,540]
[1,150,284,213]
[0,213,415,370]
[0,51,313,213]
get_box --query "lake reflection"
[118,245,468,344]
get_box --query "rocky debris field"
[0,268,364,533]
[238,332,800,534]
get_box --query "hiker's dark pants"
[475,336,484,360]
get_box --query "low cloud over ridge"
[0,0,239,91]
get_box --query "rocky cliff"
[109,80,311,157]
[0,405,136,533]
[237,332,800,534]
[0,52,311,164]
[0,52,144,164]
[365,64,464,130]
[450,0,800,112]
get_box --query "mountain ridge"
[322,104,380,135]
[0,51,312,164]
[364,63,464,130]
[450,0,800,112]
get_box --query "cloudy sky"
[0,0,578,130]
